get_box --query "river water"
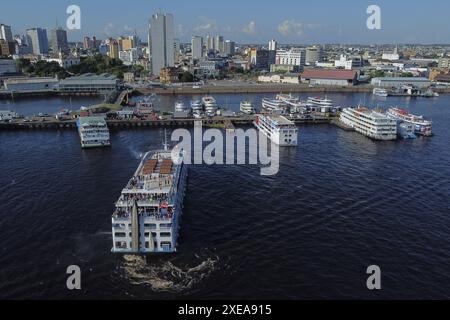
[0,93,449,299]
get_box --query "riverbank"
[135,84,450,96]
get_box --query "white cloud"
[193,16,217,33]
[103,22,115,36]
[242,21,257,35]
[278,20,305,36]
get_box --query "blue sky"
[2,0,450,44]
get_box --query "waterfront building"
[301,69,358,86]
[269,39,277,51]
[76,116,111,148]
[50,27,68,53]
[4,77,58,91]
[0,59,18,75]
[254,115,298,147]
[258,73,300,85]
[0,24,13,42]
[149,13,175,76]
[276,49,306,68]
[59,74,120,93]
[111,149,188,254]
[340,107,398,141]
[371,77,431,89]
[26,28,49,55]
[191,36,203,60]
[305,46,323,66]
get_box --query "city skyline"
[2,0,450,45]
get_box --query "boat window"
[115,233,126,238]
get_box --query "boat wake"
[120,254,219,293]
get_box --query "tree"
[179,71,194,83]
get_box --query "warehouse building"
[371,77,431,89]
[4,77,59,91]
[301,69,358,86]
[59,73,120,93]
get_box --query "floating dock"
[0,115,334,131]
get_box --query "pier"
[0,115,335,131]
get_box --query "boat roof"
[266,115,295,125]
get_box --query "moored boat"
[386,107,433,137]
[240,101,256,114]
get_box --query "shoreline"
[2,84,449,101]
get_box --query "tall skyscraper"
[50,27,68,53]
[26,28,49,55]
[191,36,203,59]
[224,40,235,56]
[0,24,13,42]
[206,35,215,52]
[109,40,119,59]
[215,36,224,55]
[269,39,278,51]
[149,13,175,76]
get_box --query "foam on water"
[120,254,220,293]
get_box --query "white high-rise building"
[206,35,215,51]
[305,46,323,65]
[191,36,203,59]
[0,24,13,42]
[149,13,175,76]
[275,48,306,67]
[215,35,224,54]
[269,39,277,51]
[26,28,49,55]
[224,40,235,56]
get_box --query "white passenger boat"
[76,116,111,148]
[306,97,334,113]
[339,107,398,141]
[240,101,256,115]
[175,101,189,112]
[386,107,433,137]
[112,147,187,254]
[202,96,218,115]
[261,98,289,115]
[254,114,298,146]
[191,100,203,112]
[276,93,307,113]
[373,88,389,97]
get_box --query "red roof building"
[301,69,358,86]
